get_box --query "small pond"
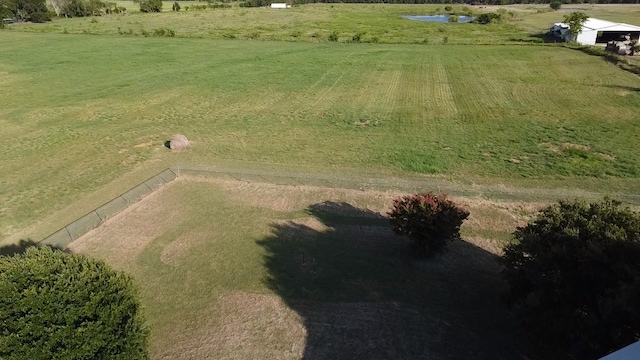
[403,15,475,23]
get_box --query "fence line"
[174,166,640,204]
[41,169,177,248]
[41,165,640,248]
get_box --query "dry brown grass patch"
[134,141,153,148]
[543,142,591,154]
[155,291,306,360]
[194,177,400,214]
[597,152,616,160]
[66,185,181,268]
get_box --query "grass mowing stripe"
[1,33,639,241]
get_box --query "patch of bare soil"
[67,185,181,268]
[155,291,306,360]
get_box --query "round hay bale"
[169,134,190,151]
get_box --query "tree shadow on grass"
[526,32,561,44]
[257,201,544,360]
[0,239,64,257]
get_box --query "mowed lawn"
[68,178,544,359]
[1,32,640,241]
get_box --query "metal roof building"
[553,18,640,45]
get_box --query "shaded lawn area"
[68,179,546,359]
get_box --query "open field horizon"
[1,30,640,244]
[6,3,640,43]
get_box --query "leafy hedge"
[502,199,640,359]
[0,247,149,360]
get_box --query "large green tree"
[0,0,16,19]
[563,12,589,41]
[0,0,50,22]
[502,199,640,359]
[0,247,149,359]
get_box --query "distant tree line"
[0,0,50,22]
[48,0,116,17]
[292,0,639,5]
[0,0,128,21]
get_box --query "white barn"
[270,3,291,8]
[551,18,640,45]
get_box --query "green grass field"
[1,4,640,359]
[8,3,640,43]
[8,3,529,43]
[1,31,640,243]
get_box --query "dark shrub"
[139,0,162,13]
[474,12,502,25]
[550,1,561,11]
[28,10,51,22]
[239,0,267,7]
[328,30,338,42]
[389,193,469,257]
[502,199,640,359]
[0,247,149,360]
[151,27,175,37]
[172,1,180,11]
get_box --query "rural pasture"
[1,3,640,358]
[1,32,640,244]
[68,177,544,359]
[8,4,640,43]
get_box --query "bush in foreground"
[502,199,640,359]
[0,247,149,360]
[389,193,469,257]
